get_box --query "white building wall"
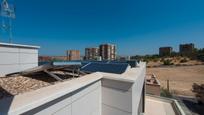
[102,63,146,115]
[102,79,133,115]
[0,43,39,77]
[23,81,101,115]
[132,64,146,115]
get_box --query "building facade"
[159,47,173,56]
[179,43,195,56]
[85,47,99,60]
[39,56,67,62]
[99,44,116,60]
[0,43,40,76]
[67,50,80,61]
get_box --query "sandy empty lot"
[147,65,204,96]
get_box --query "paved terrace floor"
[145,96,177,115]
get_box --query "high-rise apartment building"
[67,50,80,61]
[179,43,195,56]
[85,47,99,60]
[99,44,116,60]
[159,47,173,56]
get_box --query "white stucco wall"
[22,81,102,115]
[132,64,146,115]
[0,43,40,77]
[102,63,146,115]
[102,79,133,115]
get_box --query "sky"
[0,0,204,56]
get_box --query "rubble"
[0,75,53,99]
[0,71,80,100]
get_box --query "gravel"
[0,75,53,99]
[0,68,85,100]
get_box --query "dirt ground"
[147,57,204,68]
[147,65,204,96]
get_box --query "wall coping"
[0,42,40,49]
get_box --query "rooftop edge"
[0,42,40,49]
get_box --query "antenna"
[0,0,15,43]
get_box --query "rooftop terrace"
[145,95,186,115]
[0,61,186,115]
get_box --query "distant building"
[99,44,116,60]
[39,56,67,62]
[39,56,52,62]
[85,47,99,60]
[119,57,126,61]
[179,43,195,56]
[159,47,173,56]
[67,50,80,61]
[51,56,67,61]
[119,56,131,61]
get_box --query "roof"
[0,42,40,49]
[46,60,138,74]
[99,43,115,46]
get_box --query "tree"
[195,48,204,61]
[163,59,174,65]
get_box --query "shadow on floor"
[0,87,14,114]
[176,96,204,115]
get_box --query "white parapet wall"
[0,42,40,77]
[101,63,146,115]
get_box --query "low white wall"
[102,79,133,115]
[0,43,39,77]
[102,63,146,115]
[22,81,101,115]
[132,65,146,115]
[146,85,160,96]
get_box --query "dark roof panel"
[81,63,128,74]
